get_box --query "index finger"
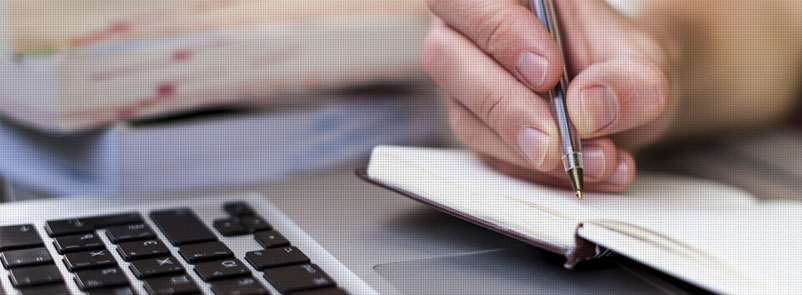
[426,0,564,91]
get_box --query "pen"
[528,0,585,199]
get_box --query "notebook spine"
[564,223,616,269]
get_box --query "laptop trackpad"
[374,247,665,294]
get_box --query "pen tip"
[576,190,583,200]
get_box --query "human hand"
[422,0,674,192]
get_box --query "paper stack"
[0,0,430,132]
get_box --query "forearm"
[640,0,802,140]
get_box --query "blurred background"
[0,0,449,200]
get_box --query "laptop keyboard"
[0,197,353,295]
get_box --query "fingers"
[566,59,670,138]
[423,22,561,171]
[426,0,564,91]
[479,150,636,193]
[445,95,626,185]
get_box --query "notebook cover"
[355,168,612,267]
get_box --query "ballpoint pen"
[528,0,585,199]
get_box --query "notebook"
[359,145,802,295]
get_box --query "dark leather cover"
[356,168,612,267]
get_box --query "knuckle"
[477,88,507,129]
[447,105,480,144]
[475,6,517,52]
[425,0,443,13]
[421,32,444,75]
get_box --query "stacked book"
[0,0,440,199]
[0,0,431,132]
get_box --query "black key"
[129,256,185,279]
[210,277,269,295]
[9,264,64,287]
[63,249,117,271]
[106,223,156,243]
[87,286,138,295]
[53,232,104,254]
[46,213,143,237]
[1,247,53,268]
[143,274,200,295]
[292,288,349,295]
[263,264,335,293]
[193,258,251,281]
[74,266,129,290]
[150,208,217,246]
[18,284,72,295]
[213,218,248,237]
[224,202,255,217]
[117,239,170,261]
[245,247,310,270]
[0,224,43,251]
[254,230,290,248]
[179,241,234,263]
[239,216,271,233]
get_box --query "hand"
[422,0,674,192]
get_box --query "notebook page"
[367,146,756,250]
[578,203,802,295]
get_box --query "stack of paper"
[0,96,441,199]
[0,0,431,132]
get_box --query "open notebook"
[360,146,802,295]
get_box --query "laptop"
[0,168,703,295]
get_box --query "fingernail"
[516,51,549,88]
[583,145,606,180]
[580,86,618,133]
[606,158,632,185]
[517,128,550,169]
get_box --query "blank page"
[367,146,755,249]
[579,203,802,295]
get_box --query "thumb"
[555,0,668,74]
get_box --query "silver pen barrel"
[529,0,584,197]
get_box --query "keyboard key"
[245,247,310,270]
[105,223,156,243]
[224,202,255,217]
[239,216,272,233]
[117,239,171,261]
[87,286,138,295]
[143,274,200,295]
[194,258,251,281]
[18,283,71,295]
[1,247,53,268]
[150,208,217,246]
[254,230,290,248]
[9,264,64,287]
[53,233,104,254]
[63,249,117,271]
[129,256,185,279]
[210,277,269,295]
[179,241,234,263]
[292,287,349,295]
[263,264,335,293]
[213,218,248,237]
[74,266,129,290]
[0,224,43,251]
[45,219,94,237]
[46,213,143,237]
